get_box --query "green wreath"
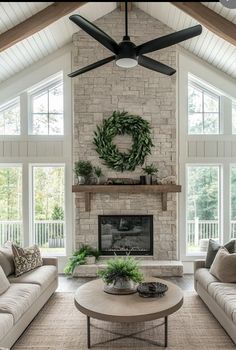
[93,111,154,172]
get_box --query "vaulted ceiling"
[0,2,236,84]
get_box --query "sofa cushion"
[0,283,40,323]
[12,244,43,277]
[205,239,236,268]
[0,266,10,295]
[0,244,14,277]
[0,313,14,340]
[208,282,236,325]
[210,247,236,282]
[8,265,57,292]
[195,268,219,291]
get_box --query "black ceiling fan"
[68,3,202,78]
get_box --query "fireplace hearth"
[98,215,153,255]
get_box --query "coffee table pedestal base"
[86,315,168,348]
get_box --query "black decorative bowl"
[137,282,168,298]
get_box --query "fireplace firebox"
[98,215,153,255]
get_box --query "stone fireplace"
[98,215,153,256]
[72,7,182,276]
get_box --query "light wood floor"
[57,274,194,292]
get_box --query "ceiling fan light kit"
[68,3,202,78]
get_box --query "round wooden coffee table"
[74,278,183,348]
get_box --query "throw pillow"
[0,241,15,276]
[205,239,236,268]
[0,266,10,295]
[210,247,236,283]
[12,244,43,277]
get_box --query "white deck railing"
[0,220,65,248]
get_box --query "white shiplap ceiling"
[0,2,117,83]
[135,2,236,78]
[0,1,236,84]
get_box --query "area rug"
[13,291,235,350]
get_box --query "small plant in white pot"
[74,161,93,185]
[98,256,143,293]
[93,166,104,185]
[142,163,158,185]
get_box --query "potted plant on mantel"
[74,161,93,185]
[98,256,143,294]
[142,163,158,185]
[93,166,105,185]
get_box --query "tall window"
[32,166,65,255]
[0,98,20,135]
[188,80,220,134]
[186,165,220,254]
[231,166,236,239]
[0,166,22,246]
[30,79,63,135]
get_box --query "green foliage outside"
[0,168,22,220]
[98,256,143,285]
[64,245,100,275]
[188,84,219,135]
[231,168,236,220]
[187,166,219,220]
[34,167,64,221]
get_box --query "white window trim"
[178,50,236,262]
[28,77,64,136]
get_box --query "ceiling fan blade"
[68,55,116,77]
[70,14,119,54]
[138,55,176,76]
[136,25,202,55]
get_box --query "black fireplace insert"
[98,215,153,255]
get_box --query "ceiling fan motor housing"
[116,38,137,68]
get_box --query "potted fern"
[142,163,158,185]
[98,256,143,292]
[64,245,100,276]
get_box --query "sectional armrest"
[194,259,206,275]
[42,257,58,271]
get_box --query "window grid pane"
[33,166,65,255]
[0,98,20,135]
[31,80,63,135]
[188,81,220,135]
[0,166,23,246]
[231,167,236,239]
[186,165,220,254]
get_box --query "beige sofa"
[0,251,58,349]
[194,259,236,344]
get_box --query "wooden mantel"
[72,184,181,212]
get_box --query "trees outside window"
[0,166,22,245]
[188,81,220,134]
[33,166,65,255]
[30,80,63,135]
[0,98,20,135]
[186,166,220,254]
